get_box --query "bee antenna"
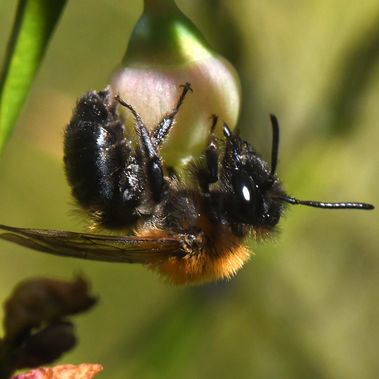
[276,195,374,210]
[269,114,280,176]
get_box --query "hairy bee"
[0,83,374,284]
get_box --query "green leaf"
[0,0,67,154]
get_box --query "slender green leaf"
[0,0,67,154]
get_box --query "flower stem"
[124,0,211,66]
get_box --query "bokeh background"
[0,1,378,378]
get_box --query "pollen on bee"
[136,227,251,285]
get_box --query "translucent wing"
[0,224,183,264]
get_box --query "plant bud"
[111,0,241,168]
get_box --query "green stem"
[0,0,67,154]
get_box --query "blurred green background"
[0,1,378,378]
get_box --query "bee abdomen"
[64,88,143,228]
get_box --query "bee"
[0,83,374,284]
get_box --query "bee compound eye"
[231,172,259,222]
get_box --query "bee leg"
[205,114,219,183]
[117,82,194,201]
[197,115,219,193]
[152,82,193,146]
[116,96,165,203]
[65,88,144,229]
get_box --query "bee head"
[221,120,284,229]
[220,115,373,231]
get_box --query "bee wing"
[0,224,182,264]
